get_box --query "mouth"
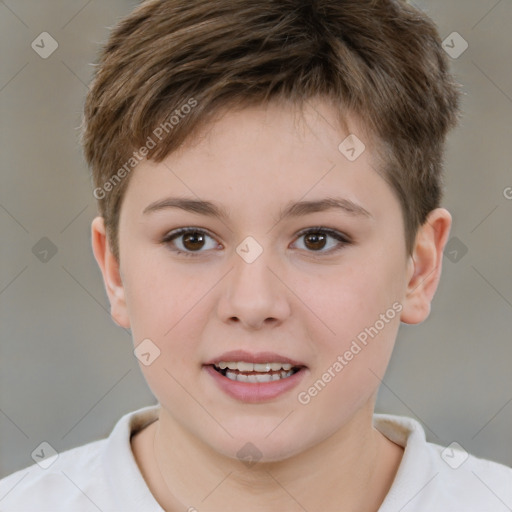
[203,351,308,402]
[211,361,303,383]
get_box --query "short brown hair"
[81,0,462,261]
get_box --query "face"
[109,99,415,461]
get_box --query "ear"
[91,216,130,329]
[400,208,452,325]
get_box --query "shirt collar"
[102,404,163,511]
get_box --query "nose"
[216,248,292,330]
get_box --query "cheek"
[122,249,205,337]
[291,251,403,346]
[121,252,216,391]
[122,255,212,412]
[295,277,401,421]
[290,251,404,410]
[292,248,404,410]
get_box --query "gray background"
[1,0,511,479]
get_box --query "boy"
[1,0,511,510]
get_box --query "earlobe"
[91,216,131,328]
[400,208,452,325]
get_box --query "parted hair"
[81,0,462,261]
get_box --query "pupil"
[305,232,326,250]
[183,232,205,250]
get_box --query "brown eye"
[182,231,206,251]
[162,228,220,256]
[293,227,351,254]
[303,232,327,251]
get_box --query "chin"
[200,422,314,465]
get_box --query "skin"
[91,98,452,511]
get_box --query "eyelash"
[161,227,352,258]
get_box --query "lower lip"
[203,365,307,403]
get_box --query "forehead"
[122,98,397,222]
[173,98,371,165]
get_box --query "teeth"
[254,363,271,372]
[216,361,293,372]
[224,369,295,383]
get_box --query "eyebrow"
[142,196,372,221]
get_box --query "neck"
[133,400,403,512]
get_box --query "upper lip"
[204,350,307,368]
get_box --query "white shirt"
[1,405,511,511]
